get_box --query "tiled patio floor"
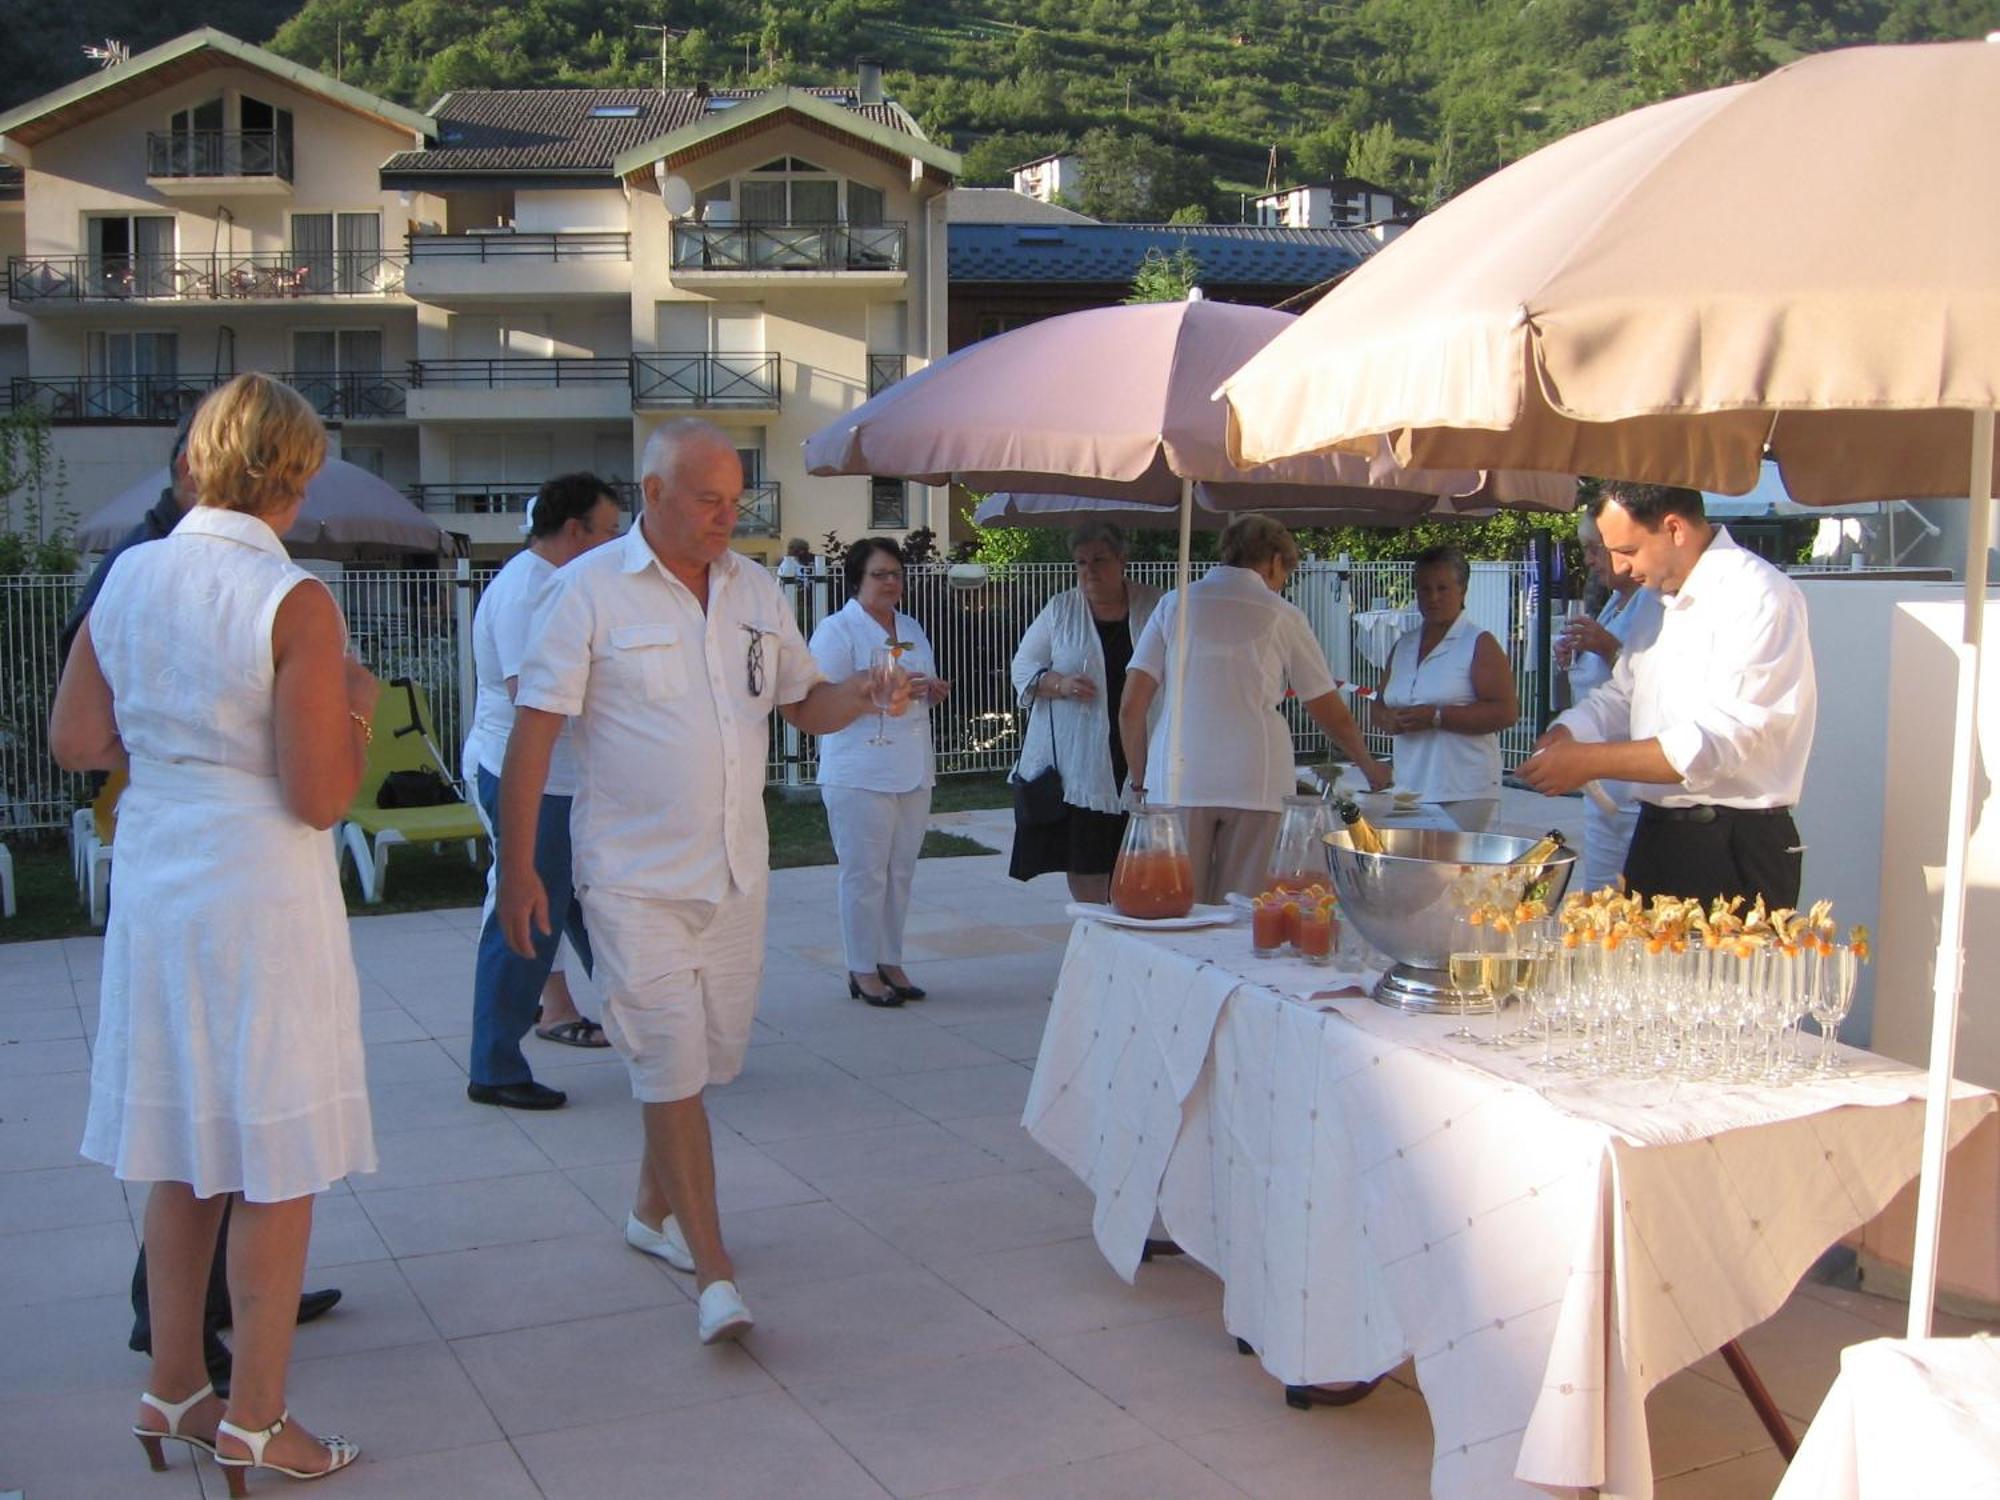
[2,803,1991,1499]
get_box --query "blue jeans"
[471,767,592,1086]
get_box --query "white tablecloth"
[1774,1336,2000,1499]
[1023,920,1997,1500]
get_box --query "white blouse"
[809,598,936,794]
[1380,611,1504,802]
[1011,583,1162,815]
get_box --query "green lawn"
[1,775,1010,945]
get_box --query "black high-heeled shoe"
[849,975,904,1008]
[877,967,926,1001]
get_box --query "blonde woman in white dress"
[51,373,377,1492]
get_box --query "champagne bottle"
[1334,798,1385,856]
[1511,829,1569,903]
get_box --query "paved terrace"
[2,798,1992,1499]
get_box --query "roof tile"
[947,222,1378,287]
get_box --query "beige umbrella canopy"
[1220,40,2000,503]
[1220,38,2000,1343]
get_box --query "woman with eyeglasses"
[808,538,949,1007]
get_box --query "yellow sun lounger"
[336,678,487,903]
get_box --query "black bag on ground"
[1010,670,1067,828]
[377,768,460,808]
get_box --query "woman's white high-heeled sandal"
[213,1411,359,1496]
[134,1382,218,1469]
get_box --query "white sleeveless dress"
[1381,611,1504,804]
[80,506,375,1202]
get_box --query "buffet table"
[1773,1335,2000,1499]
[1022,918,1997,1500]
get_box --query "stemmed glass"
[866,644,899,746]
[1445,910,1493,1041]
[1809,944,1860,1074]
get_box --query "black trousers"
[1622,805,1802,909]
[130,1195,233,1356]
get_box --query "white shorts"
[580,884,766,1103]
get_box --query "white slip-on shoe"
[624,1211,695,1273]
[697,1279,754,1344]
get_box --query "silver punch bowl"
[1321,826,1577,1013]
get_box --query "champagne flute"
[867,644,898,746]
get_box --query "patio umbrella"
[971,489,1441,532]
[77,458,455,560]
[1216,39,2000,1336]
[805,297,1574,800]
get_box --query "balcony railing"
[408,480,640,516]
[406,231,629,261]
[282,370,408,420]
[8,252,405,304]
[145,130,293,182]
[868,353,907,398]
[736,481,780,537]
[631,353,779,408]
[671,222,906,273]
[9,374,218,423]
[407,357,630,389]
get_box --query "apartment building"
[0,30,957,559]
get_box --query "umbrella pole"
[1165,477,1195,806]
[1906,406,1994,1338]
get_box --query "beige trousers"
[1179,806,1282,906]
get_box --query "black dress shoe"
[467,1080,567,1110]
[848,975,903,1008]
[297,1288,342,1325]
[878,967,926,1001]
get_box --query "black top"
[1094,611,1134,786]
[58,489,185,665]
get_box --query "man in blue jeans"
[463,473,625,1109]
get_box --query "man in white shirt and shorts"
[498,419,906,1343]
[1521,482,1817,908]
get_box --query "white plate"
[1066,902,1240,930]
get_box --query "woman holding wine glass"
[809,539,949,1007]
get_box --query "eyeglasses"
[742,624,774,696]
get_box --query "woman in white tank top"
[1372,545,1518,825]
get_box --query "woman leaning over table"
[50,373,374,1492]
[1120,514,1391,906]
[810,537,949,1007]
[1008,520,1162,904]
[1371,543,1518,831]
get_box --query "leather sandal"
[535,1017,609,1048]
[134,1383,218,1470]
[212,1410,359,1495]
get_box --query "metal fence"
[0,556,1548,833]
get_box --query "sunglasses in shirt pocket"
[608,622,687,700]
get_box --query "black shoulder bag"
[1010,669,1067,828]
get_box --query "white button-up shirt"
[1564,585,1665,814]
[1554,527,1817,809]
[808,599,936,794]
[465,549,582,794]
[515,525,822,902]
[1129,565,1337,812]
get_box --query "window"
[237,95,294,177]
[589,104,643,118]
[869,477,908,529]
[976,312,1034,342]
[342,445,385,477]
[739,161,839,224]
[291,212,383,294]
[848,183,886,227]
[87,330,178,418]
[292,329,389,417]
[87,215,175,296]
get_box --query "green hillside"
[6,0,1992,209]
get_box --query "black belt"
[1637,803,1794,825]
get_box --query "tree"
[1074,127,1219,222]
[957,130,1072,188]
[1124,247,1202,303]
[1630,0,1770,101]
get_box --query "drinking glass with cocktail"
[867,643,902,746]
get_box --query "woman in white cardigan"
[811,538,949,1007]
[1008,521,1162,903]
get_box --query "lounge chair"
[336,677,486,903]
[79,769,126,927]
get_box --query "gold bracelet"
[350,711,374,743]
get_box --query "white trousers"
[822,783,932,973]
[1581,799,1641,894]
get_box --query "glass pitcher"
[1110,806,1197,920]
[1264,795,1336,899]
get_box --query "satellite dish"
[659,174,696,216]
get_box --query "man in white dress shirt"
[498,418,905,1344]
[1522,482,1817,907]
